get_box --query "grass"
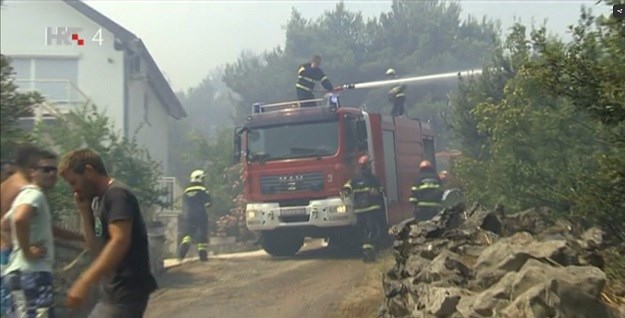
[331,249,396,318]
[601,246,625,308]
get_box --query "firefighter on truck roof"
[296,55,335,107]
[342,155,385,262]
[178,170,212,262]
[386,68,407,117]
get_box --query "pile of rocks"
[378,203,624,318]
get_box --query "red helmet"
[358,155,371,167]
[419,160,432,169]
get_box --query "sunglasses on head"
[37,166,58,173]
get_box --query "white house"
[0,0,186,177]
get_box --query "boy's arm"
[12,203,39,260]
[76,219,131,287]
[53,226,85,242]
[73,193,100,254]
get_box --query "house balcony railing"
[157,176,182,214]
[14,79,91,116]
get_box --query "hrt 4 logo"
[45,27,84,46]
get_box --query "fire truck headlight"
[247,210,258,219]
[330,205,347,213]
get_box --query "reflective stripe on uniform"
[296,83,312,91]
[353,187,374,193]
[417,201,441,207]
[354,205,381,213]
[298,75,316,83]
[182,235,192,244]
[185,186,207,193]
[197,243,208,250]
[320,75,328,82]
[417,182,440,190]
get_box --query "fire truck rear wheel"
[261,230,304,257]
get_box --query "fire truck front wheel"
[261,230,305,257]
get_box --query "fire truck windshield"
[247,120,339,162]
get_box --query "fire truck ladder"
[252,94,341,114]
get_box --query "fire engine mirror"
[233,126,242,163]
[356,120,368,151]
[327,94,340,110]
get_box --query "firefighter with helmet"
[409,160,444,220]
[342,155,385,262]
[386,68,407,117]
[178,170,212,261]
[296,55,336,107]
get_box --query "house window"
[18,116,61,132]
[9,57,79,104]
[129,55,141,74]
[143,92,151,126]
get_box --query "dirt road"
[144,241,368,318]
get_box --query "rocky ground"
[378,203,625,318]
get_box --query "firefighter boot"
[198,243,209,262]
[362,244,376,263]
[178,235,192,261]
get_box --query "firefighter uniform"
[179,171,212,261]
[296,61,334,107]
[386,68,406,117]
[343,169,384,262]
[409,165,444,221]
[388,83,407,117]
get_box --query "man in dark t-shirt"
[59,148,157,317]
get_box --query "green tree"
[223,0,499,134]
[449,2,624,238]
[170,70,236,183]
[34,104,166,220]
[0,54,42,160]
[533,2,625,235]
[184,127,242,218]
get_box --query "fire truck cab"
[234,94,436,256]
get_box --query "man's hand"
[25,244,46,260]
[73,192,92,214]
[66,276,91,309]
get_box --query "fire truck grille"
[260,171,324,194]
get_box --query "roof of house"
[63,0,187,119]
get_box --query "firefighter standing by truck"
[386,68,407,117]
[179,170,212,262]
[342,155,385,263]
[296,55,335,107]
[410,160,444,220]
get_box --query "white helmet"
[190,170,205,183]
[386,68,396,76]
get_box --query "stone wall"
[52,224,166,315]
[378,204,624,318]
[158,211,182,258]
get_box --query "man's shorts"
[88,298,149,318]
[0,248,10,315]
[1,276,10,316]
[2,271,56,318]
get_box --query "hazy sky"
[84,0,611,92]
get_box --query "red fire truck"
[234,94,437,256]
